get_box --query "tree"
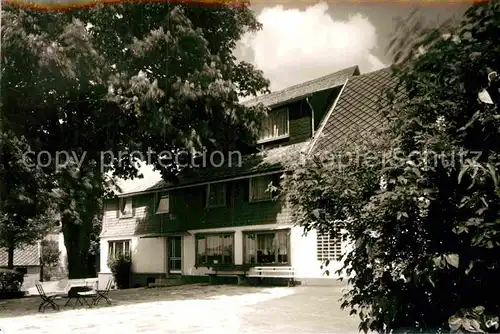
[40,239,61,281]
[0,131,57,269]
[1,2,269,278]
[282,1,500,332]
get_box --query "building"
[98,65,393,287]
[0,227,67,290]
[0,243,41,289]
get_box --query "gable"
[309,67,396,155]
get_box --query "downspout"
[306,97,315,137]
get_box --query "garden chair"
[35,282,62,312]
[93,278,114,306]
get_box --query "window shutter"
[116,200,120,218]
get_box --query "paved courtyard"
[0,284,360,333]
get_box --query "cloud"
[237,3,387,91]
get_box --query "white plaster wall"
[58,232,67,270]
[100,236,166,274]
[290,228,344,279]
[183,224,350,279]
[99,225,353,279]
[99,236,138,274]
[133,237,165,273]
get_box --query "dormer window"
[257,108,289,143]
[156,193,170,214]
[119,197,133,218]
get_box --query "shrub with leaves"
[107,253,132,289]
[282,1,500,332]
[0,269,25,299]
[40,239,61,281]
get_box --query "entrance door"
[168,236,182,274]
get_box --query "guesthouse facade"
[98,65,393,288]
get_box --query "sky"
[236,1,473,91]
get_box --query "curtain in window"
[259,109,289,141]
[250,176,273,201]
[197,235,233,265]
[223,235,233,264]
[244,231,288,264]
[257,234,275,263]
[244,234,256,263]
[276,231,288,263]
[196,237,206,264]
[115,242,124,256]
[109,241,129,260]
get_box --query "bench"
[247,266,296,287]
[207,264,253,285]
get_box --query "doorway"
[168,236,182,274]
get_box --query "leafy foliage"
[41,239,60,267]
[40,239,62,281]
[108,253,132,289]
[0,269,25,299]
[0,131,58,268]
[1,2,269,277]
[282,1,500,332]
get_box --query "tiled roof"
[144,141,310,193]
[0,244,40,267]
[243,66,359,108]
[111,64,393,197]
[310,67,396,155]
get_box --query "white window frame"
[206,182,226,208]
[156,193,170,214]
[196,233,234,266]
[257,108,290,144]
[316,232,342,262]
[108,240,130,260]
[119,197,133,218]
[249,175,274,202]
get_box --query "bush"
[40,239,61,281]
[107,253,131,289]
[282,2,500,332]
[0,268,25,299]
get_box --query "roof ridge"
[268,65,358,95]
[243,65,359,107]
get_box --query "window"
[196,234,234,266]
[108,240,130,260]
[156,193,170,214]
[243,230,289,265]
[206,183,226,208]
[257,108,289,143]
[317,233,342,262]
[119,197,133,218]
[249,175,274,202]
